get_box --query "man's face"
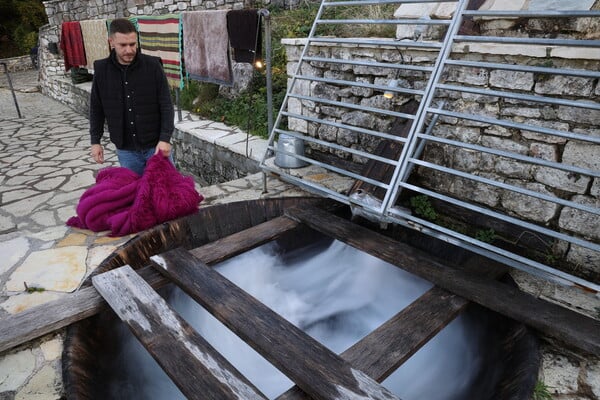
[109,32,138,65]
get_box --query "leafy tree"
[0,0,46,57]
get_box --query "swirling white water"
[109,239,493,400]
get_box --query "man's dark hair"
[109,18,137,36]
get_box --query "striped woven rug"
[137,14,183,89]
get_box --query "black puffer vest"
[89,51,174,149]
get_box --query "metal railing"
[1,62,23,118]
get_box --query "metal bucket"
[274,134,308,168]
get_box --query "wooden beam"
[284,205,600,356]
[277,286,468,400]
[276,221,509,400]
[0,286,103,354]
[188,215,299,263]
[92,265,268,400]
[151,247,403,400]
[0,216,299,354]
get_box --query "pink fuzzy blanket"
[67,155,203,236]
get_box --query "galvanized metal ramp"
[260,0,600,293]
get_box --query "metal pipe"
[428,108,600,145]
[454,34,600,48]
[1,62,23,119]
[324,0,458,6]
[259,9,273,136]
[288,93,417,119]
[175,87,182,122]
[292,74,425,96]
[437,83,600,110]
[309,37,443,49]
[302,56,434,73]
[444,59,600,79]
[257,9,273,193]
[462,10,600,18]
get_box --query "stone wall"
[172,127,262,186]
[37,0,248,100]
[0,55,34,72]
[42,0,246,26]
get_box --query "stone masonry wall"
[283,38,600,281]
[427,56,600,278]
[37,0,248,100]
[0,55,35,73]
[172,127,262,186]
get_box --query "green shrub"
[14,28,38,53]
[475,228,496,243]
[532,381,553,400]
[409,195,438,222]
[0,0,46,56]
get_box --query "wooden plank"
[151,248,403,400]
[188,215,299,264]
[0,286,104,354]
[284,205,600,356]
[92,265,267,400]
[276,229,509,400]
[277,286,468,400]
[0,216,299,354]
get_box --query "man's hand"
[155,141,172,157]
[91,144,104,164]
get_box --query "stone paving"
[1,69,599,399]
[1,70,120,399]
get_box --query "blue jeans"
[116,148,174,176]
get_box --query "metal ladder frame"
[260,0,600,293]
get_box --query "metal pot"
[274,134,308,168]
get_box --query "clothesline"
[59,9,264,90]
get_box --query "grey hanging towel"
[182,10,233,86]
[226,9,262,64]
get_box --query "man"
[89,18,174,176]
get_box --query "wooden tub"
[62,197,540,400]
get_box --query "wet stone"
[5,246,87,293]
[1,291,64,314]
